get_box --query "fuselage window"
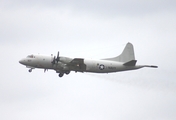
[27,55,34,58]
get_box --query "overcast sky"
[0,0,176,120]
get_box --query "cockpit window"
[27,55,35,58]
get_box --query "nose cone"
[19,59,25,65]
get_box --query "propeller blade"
[56,51,60,62]
[57,51,59,58]
[51,56,56,64]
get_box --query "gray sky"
[0,0,176,120]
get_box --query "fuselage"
[19,54,143,73]
[19,43,157,77]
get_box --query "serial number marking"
[108,67,116,69]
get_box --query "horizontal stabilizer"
[123,60,137,66]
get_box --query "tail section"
[104,42,136,63]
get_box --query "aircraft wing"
[67,58,86,72]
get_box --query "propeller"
[51,51,60,64]
[51,56,56,64]
[56,51,60,63]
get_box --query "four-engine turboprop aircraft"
[19,43,158,77]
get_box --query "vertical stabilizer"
[103,42,135,63]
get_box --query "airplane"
[19,42,158,77]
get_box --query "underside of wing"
[67,58,86,72]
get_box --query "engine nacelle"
[59,57,73,64]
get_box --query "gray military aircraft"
[19,43,158,77]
